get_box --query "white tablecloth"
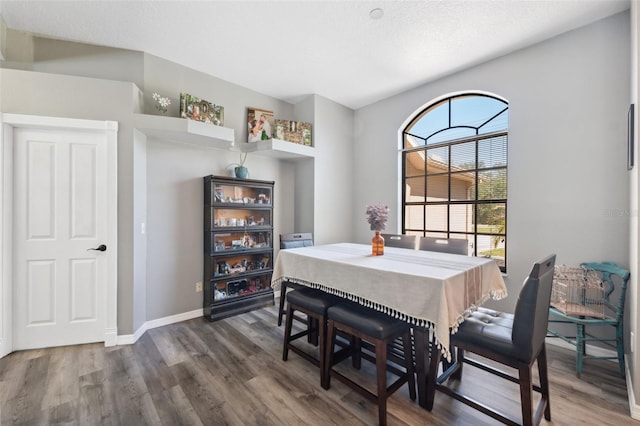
[272,243,507,359]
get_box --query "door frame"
[0,113,118,358]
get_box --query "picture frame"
[180,93,224,126]
[247,107,274,142]
[274,119,312,146]
[629,103,635,171]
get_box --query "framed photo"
[247,107,274,142]
[180,93,224,126]
[629,103,635,171]
[274,119,312,146]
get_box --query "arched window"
[402,93,508,272]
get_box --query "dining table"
[271,242,508,409]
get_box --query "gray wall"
[0,12,633,383]
[139,53,299,321]
[2,29,144,88]
[312,95,355,245]
[353,11,631,314]
[0,30,357,334]
[0,67,140,334]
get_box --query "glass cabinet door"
[211,274,273,301]
[211,208,271,228]
[209,252,272,278]
[212,183,272,206]
[211,230,272,253]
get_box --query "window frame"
[401,94,508,272]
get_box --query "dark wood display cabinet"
[203,175,275,321]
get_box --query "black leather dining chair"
[432,254,556,426]
[278,233,314,326]
[381,233,417,249]
[418,236,468,255]
[324,300,416,426]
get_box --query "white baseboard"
[545,336,618,360]
[116,308,203,345]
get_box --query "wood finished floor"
[0,302,637,425]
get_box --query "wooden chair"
[382,233,417,249]
[283,287,342,388]
[547,262,630,377]
[277,233,314,326]
[432,254,556,426]
[418,236,468,255]
[324,301,416,426]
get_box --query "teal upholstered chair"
[547,261,630,377]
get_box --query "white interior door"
[12,122,115,350]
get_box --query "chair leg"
[282,302,295,361]
[352,336,362,369]
[451,348,464,380]
[323,319,337,390]
[425,339,442,411]
[413,328,428,409]
[537,345,551,421]
[375,340,389,426]
[318,316,328,389]
[308,317,319,345]
[277,281,289,326]
[402,330,417,401]
[518,363,534,426]
[576,323,585,377]
[616,323,625,377]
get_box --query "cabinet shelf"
[209,246,272,256]
[209,225,271,232]
[237,138,315,160]
[212,202,272,209]
[134,114,235,149]
[211,268,274,282]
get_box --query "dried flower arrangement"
[366,204,389,231]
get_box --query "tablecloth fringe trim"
[275,276,437,329]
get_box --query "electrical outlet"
[195,281,203,292]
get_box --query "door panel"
[14,127,108,350]
[27,259,56,325]
[70,258,97,322]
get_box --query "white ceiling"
[0,0,630,109]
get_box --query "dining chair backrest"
[418,237,468,255]
[512,254,556,363]
[382,234,417,250]
[280,233,313,249]
[580,261,630,323]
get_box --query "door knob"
[88,244,107,252]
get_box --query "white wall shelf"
[133,114,235,150]
[237,138,315,160]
